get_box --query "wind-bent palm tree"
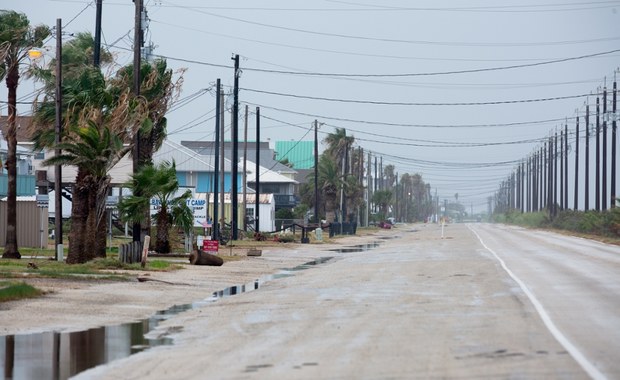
[42,122,131,262]
[31,45,147,263]
[31,32,180,262]
[111,59,181,239]
[118,160,193,253]
[0,11,49,259]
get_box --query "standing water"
[0,257,334,379]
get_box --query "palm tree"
[31,47,147,263]
[383,165,396,190]
[111,59,180,239]
[118,160,192,253]
[372,190,393,220]
[323,128,354,170]
[41,122,131,262]
[317,154,341,222]
[31,33,179,263]
[0,11,49,259]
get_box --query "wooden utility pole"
[132,0,142,242]
[560,129,564,210]
[231,54,239,240]
[219,90,225,228]
[212,79,221,241]
[612,77,618,208]
[602,88,608,210]
[574,116,580,210]
[54,18,63,261]
[585,105,590,211]
[94,0,103,67]
[595,97,601,211]
[255,108,260,232]
[314,120,319,224]
[564,123,568,210]
[242,105,248,231]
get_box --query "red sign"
[203,240,219,253]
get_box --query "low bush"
[497,208,620,239]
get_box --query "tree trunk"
[190,250,223,266]
[139,135,153,242]
[2,65,21,259]
[155,206,170,253]
[93,211,107,258]
[66,170,93,264]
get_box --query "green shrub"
[498,208,620,238]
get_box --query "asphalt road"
[78,223,619,380]
[469,223,620,380]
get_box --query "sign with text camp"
[150,198,207,227]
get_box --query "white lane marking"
[468,224,606,380]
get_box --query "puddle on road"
[329,241,382,253]
[0,257,334,380]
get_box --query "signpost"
[36,195,49,250]
[106,196,118,253]
[202,239,219,254]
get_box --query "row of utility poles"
[495,75,618,216]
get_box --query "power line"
[243,101,568,128]
[182,7,620,47]
[241,87,594,106]
[107,44,620,78]
[241,49,620,78]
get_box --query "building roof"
[245,160,298,184]
[275,140,315,170]
[181,140,297,175]
[154,140,236,172]
[0,116,34,142]
[0,130,34,156]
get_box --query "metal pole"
[54,18,63,261]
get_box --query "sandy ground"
[0,231,386,336]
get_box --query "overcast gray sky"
[2,0,619,212]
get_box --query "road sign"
[36,194,49,208]
[203,239,219,253]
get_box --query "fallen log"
[189,250,224,266]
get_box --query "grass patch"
[0,256,183,281]
[0,281,43,303]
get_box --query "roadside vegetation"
[0,281,42,303]
[493,208,620,243]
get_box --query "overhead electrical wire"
[179,7,620,47]
[243,102,568,129]
[241,87,593,106]
[325,0,620,13]
[107,43,620,79]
